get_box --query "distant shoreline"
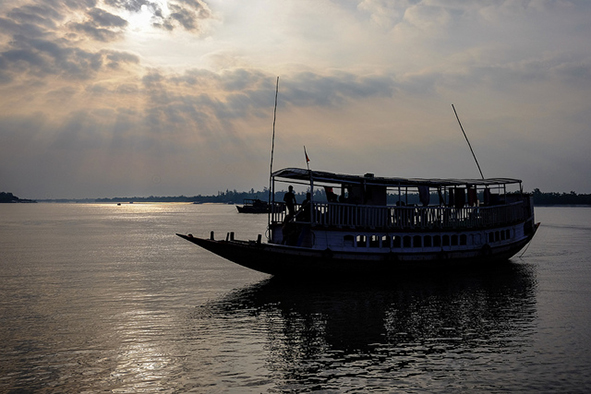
[0,192,36,203]
[6,189,591,206]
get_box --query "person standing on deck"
[283,185,297,216]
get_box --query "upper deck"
[270,168,533,232]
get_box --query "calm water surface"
[1,204,590,393]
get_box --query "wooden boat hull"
[176,225,538,276]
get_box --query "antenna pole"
[452,104,485,180]
[268,77,279,228]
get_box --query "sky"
[1,0,590,199]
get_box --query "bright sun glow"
[125,5,156,33]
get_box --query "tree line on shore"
[0,192,36,203]
[530,189,591,205]
[5,188,591,205]
[91,188,591,206]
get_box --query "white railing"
[271,201,527,230]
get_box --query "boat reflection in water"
[189,262,537,391]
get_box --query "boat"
[236,198,274,213]
[177,167,539,276]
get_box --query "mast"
[452,104,485,180]
[268,77,279,230]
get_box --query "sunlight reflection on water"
[0,204,590,392]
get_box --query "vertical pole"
[268,77,279,231]
[452,104,485,180]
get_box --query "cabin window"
[370,235,380,248]
[460,234,467,246]
[442,235,450,247]
[344,235,354,247]
[473,234,481,245]
[413,235,422,248]
[506,229,511,239]
[424,235,432,247]
[451,235,458,246]
[356,235,367,247]
[433,235,441,247]
[382,235,390,248]
[500,231,506,241]
[403,236,412,248]
[393,236,402,248]
[495,231,500,242]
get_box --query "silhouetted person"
[283,185,297,216]
[298,192,312,222]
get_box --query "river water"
[1,203,590,393]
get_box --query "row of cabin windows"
[346,229,512,248]
[489,229,512,243]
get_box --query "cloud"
[357,0,412,29]
[0,38,139,82]
[0,2,143,84]
[281,71,397,107]
[71,8,128,42]
[104,0,213,32]
[156,0,212,32]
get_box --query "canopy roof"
[272,168,522,188]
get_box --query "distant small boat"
[236,199,277,214]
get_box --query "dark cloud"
[0,14,48,38]
[0,2,140,83]
[103,49,140,68]
[71,8,128,42]
[6,3,61,30]
[220,68,268,91]
[152,0,212,32]
[0,34,139,81]
[281,72,397,107]
[88,7,127,28]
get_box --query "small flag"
[303,146,311,170]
